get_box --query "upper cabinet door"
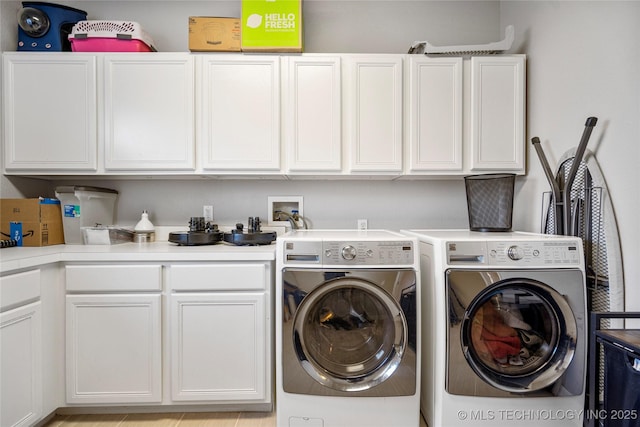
[3,53,97,172]
[198,56,281,171]
[470,56,526,171]
[103,54,195,171]
[407,57,463,172]
[345,55,403,173]
[284,56,341,172]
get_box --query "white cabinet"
[3,52,525,178]
[198,56,281,172]
[65,264,162,404]
[405,55,525,175]
[406,56,463,172]
[283,56,342,172]
[470,55,526,171]
[168,263,271,404]
[0,269,42,427]
[3,52,195,174]
[62,261,272,408]
[345,55,404,173]
[283,54,403,175]
[3,53,97,172]
[103,54,195,171]
[170,293,266,402]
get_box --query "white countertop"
[0,241,276,273]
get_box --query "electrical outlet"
[203,205,214,222]
[357,219,368,230]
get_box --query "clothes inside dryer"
[447,269,583,396]
[467,288,556,375]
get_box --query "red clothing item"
[480,328,521,360]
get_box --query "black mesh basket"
[464,173,515,232]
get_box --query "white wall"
[0,0,501,53]
[501,1,640,312]
[57,178,470,230]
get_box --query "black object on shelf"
[168,217,223,246]
[589,312,640,427]
[1,238,19,248]
[223,217,276,246]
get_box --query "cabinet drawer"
[66,265,162,292]
[169,263,267,291]
[0,269,40,311]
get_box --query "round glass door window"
[293,277,407,392]
[461,279,577,392]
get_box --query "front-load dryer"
[401,230,587,427]
[276,230,420,427]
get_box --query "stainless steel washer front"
[282,269,417,397]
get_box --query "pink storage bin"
[69,21,156,52]
[70,38,153,52]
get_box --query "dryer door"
[447,271,579,394]
[292,276,407,392]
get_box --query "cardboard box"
[0,198,65,246]
[189,17,241,52]
[241,0,303,52]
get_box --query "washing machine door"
[449,272,578,394]
[292,276,407,392]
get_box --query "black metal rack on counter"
[168,216,276,246]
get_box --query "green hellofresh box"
[241,0,303,52]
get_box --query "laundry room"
[1,1,639,427]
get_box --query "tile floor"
[42,411,428,426]
[42,412,276,427]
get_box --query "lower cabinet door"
[170,292,268,402]
[66,294,162,404]
[0,302,42,427]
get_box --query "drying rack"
[533,119,625,425]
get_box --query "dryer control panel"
[446,240,582,266]
[283,240,415,266]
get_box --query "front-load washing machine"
[401,230,587,427]
[276,230,420,427]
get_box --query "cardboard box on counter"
[241,0,302,52]
[0,198,65,246]
[189,17,241,52]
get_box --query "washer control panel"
[446,240,582,266]
[323,240,414,265]
[283,240,414,266]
